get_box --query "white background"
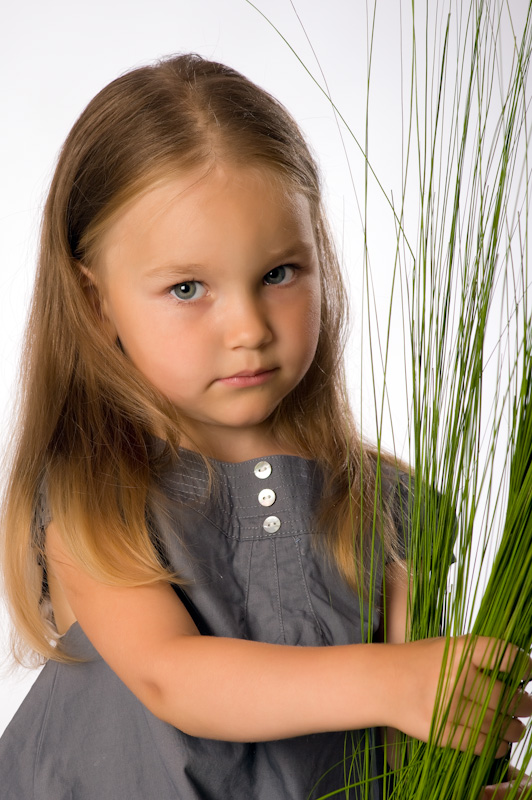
[0,0,528,747]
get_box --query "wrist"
[376,641,429,734]
[344,642,412,730]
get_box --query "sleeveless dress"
[0,449,411,800]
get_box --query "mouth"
[229,369,271,378]
[217,368,278,387]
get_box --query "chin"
[220,409,278,430]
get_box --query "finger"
[506,765,532,784]
[471,637,521,674]
[462,670,532,717]
[507,690,532,719]
[470,638,532,683]
[505,766,532,792]
[499,714,526,744]
[462,670,507,713]
[522,660,532,684]
[485,781,532,799]
[441,724,513,759]
[480,784,511,800]
[447,702,524,747]
[446,694,498,738]
[445,671,529,744]
[450,670,514,723]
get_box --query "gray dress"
[0,450,408,800]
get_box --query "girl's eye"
[263,265,296,285]
[170,281,205,301]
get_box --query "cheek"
[120,314,210,391]
[303,286,322,351]
[287,286,321,366]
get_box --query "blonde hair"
[1,54,399,664]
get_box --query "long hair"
[1,54,399,664]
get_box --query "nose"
[222,293,273,350]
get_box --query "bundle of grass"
[377,2,532,798]
[248,1,532,797]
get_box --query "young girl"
[0,54,530,800]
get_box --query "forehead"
[96,164,317,268]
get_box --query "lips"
[217,368,278,387]
[226,369,271,379]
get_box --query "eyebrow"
[145,263,203,279]
[269,241,316,260]
[144,241,316,279]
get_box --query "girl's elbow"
[140,682,190,732]
[140,682,246,741]
[137,676,208,737]
[134,633,202,728]
[137,677,171,721]
[143,695,226,740]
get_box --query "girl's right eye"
[170,281,206,301]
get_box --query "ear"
[77,262,118,342]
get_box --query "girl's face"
[94,164,322,460]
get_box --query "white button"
[254,460,272,479]
[258,488,276,507]
[263,515,281,533]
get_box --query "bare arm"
[381,561,410,644]
[46,523,532,745]
[46,522,397,740]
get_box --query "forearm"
[143,636,399,741]
[47,533,532,747]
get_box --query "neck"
[178,425,298,464]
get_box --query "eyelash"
[263,264,297,286]
[169,265,299,302]
[170,281,206,302]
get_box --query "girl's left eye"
[170,281,206,301]
[263,265,296,285]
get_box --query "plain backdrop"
[0,0,528,750]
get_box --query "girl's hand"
[481,766,532,799]
[392,635,532,756]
